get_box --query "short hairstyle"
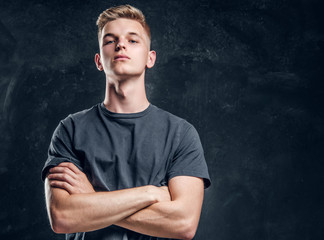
[96,4,151,42]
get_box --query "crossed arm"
[45,162,204,239]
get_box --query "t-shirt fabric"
[42,102,211,240]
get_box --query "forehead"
[102,18,146,38]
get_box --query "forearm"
[115,201,198,240]
[115,176,205,240]
[45,178,157,233]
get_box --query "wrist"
[143,185,159,204]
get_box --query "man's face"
[96,18,155,79]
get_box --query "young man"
[42,5,211,240]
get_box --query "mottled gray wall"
[0,0,323,239]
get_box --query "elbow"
[177,218,198,240]
[51,222,66,234]
[180,228,197,240]
[51,220,68,234]
[49,206,73,234]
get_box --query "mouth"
[114,55,130,61]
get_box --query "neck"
[103,72,150,113]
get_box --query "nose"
[115,39,126,51]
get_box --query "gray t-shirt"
[42,103,211,240]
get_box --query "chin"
[112,66,129,75]
[115,69,142,78]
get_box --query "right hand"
[47,162,95,194]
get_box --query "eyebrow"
[102,32,142,39]
[128,32,141,37]
[102,33,115,39]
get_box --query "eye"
[129,39,137,44]
[104,40,115,45]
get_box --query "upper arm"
[42,119,83,181]
[168,176,204,225]
[45,177,69,207]
[44,177,70,232]
[167,124,211,189]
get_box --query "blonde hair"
[96,4,151,42]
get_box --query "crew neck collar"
[99,102,153,119]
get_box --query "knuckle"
[51,180,58,186]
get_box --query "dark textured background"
[0,0,323,239]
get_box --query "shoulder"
[151,104,192,128]
[61,104,99,123]
[51,104,100,137]
[154,106,194,129]
[151,105,196,141]
[60,104,100,128]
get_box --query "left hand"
[47,162,95,194]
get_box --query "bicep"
[45,177,70,201]
[168,176,204,219]
[44,177,69,216]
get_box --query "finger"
[57,162,82,174]
[49,166,77,180]
[48,173,76,186]
[49,166,75,175]
[49,180,74,194]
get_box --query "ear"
[146,50,156,69]
[95,53,104,71]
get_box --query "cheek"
[100,52,114,67]
[101,46,114,57]
[135,48,149,64]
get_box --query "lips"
[114,54,130,61]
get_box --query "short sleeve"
[167,123,211,189]
[41,117,83,181]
